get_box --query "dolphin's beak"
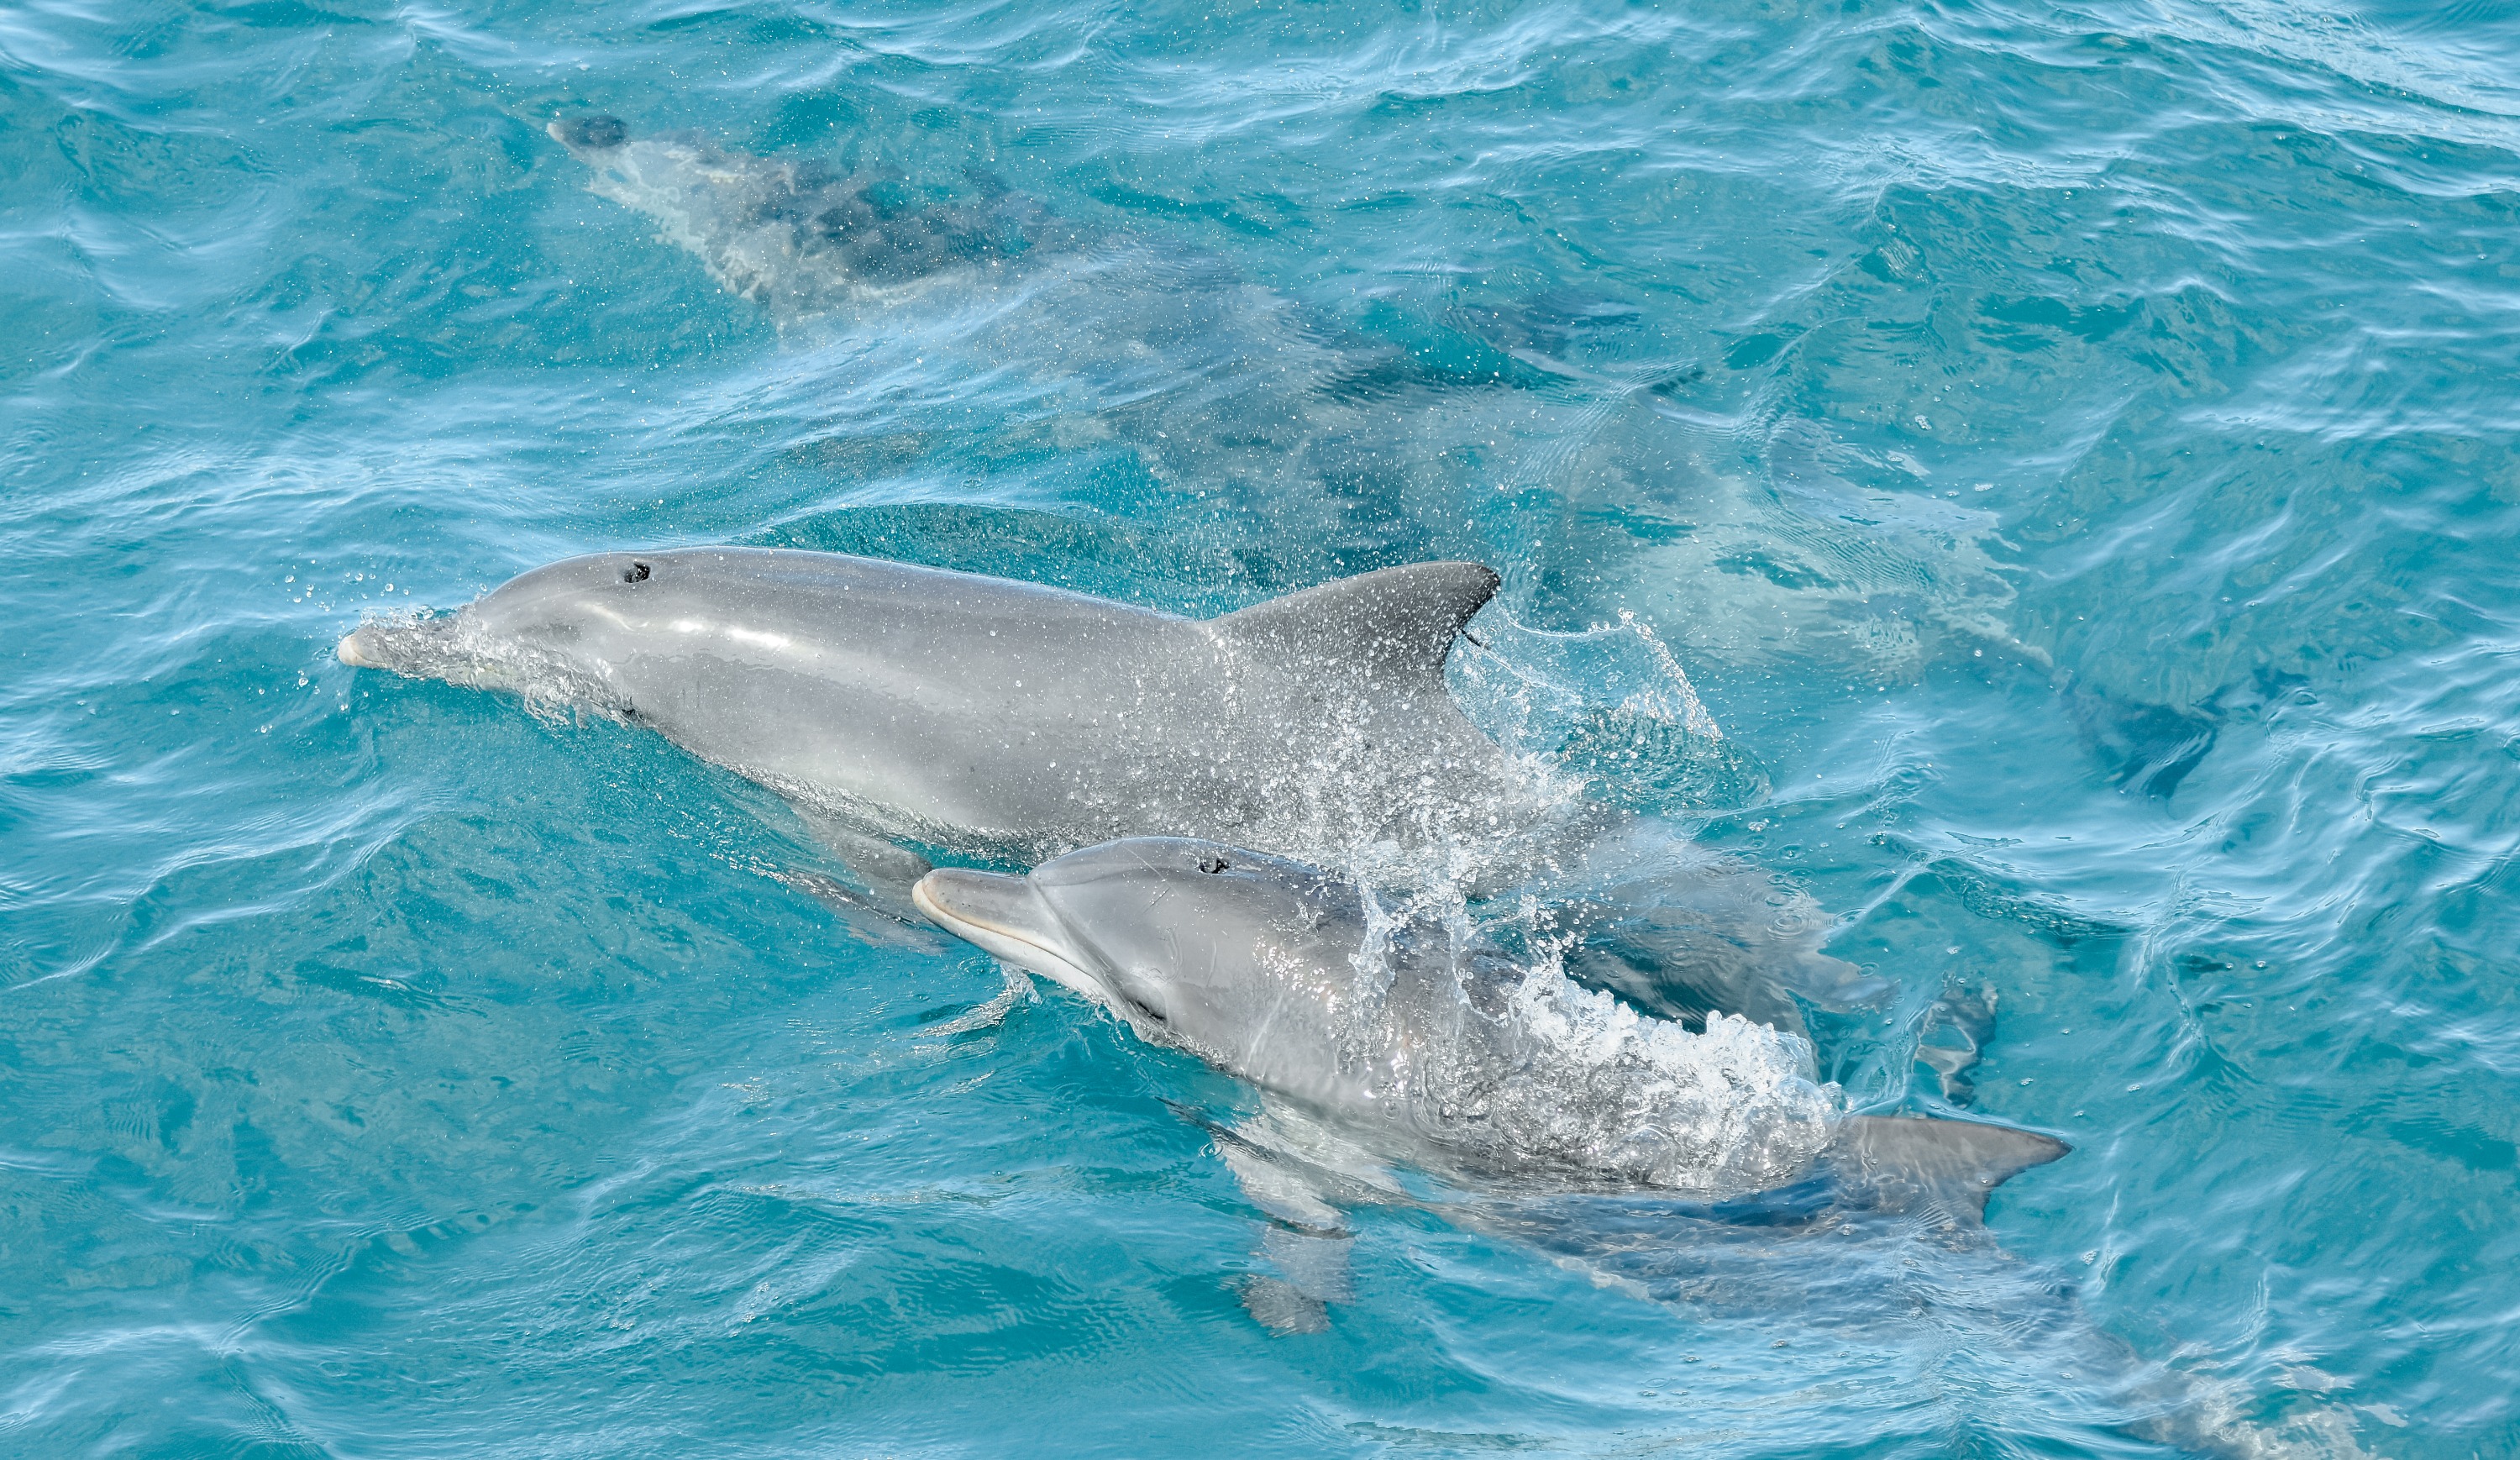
[333,614,468,679]
[913,869,1107,1000]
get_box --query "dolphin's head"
[335,550,693,697]
[547,114,630,161]
[914,838,1368,1069]
[455,550,665,645]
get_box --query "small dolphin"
[913,837,2062,1328]
[913,836,2064,1205]
[337,549,1576,887]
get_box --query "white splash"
[1413,955,1841,1195]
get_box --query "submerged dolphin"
[913,837,2064,1211]
[337,549,1578,885]
[544,115,1080,309]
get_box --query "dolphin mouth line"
[911,872,1108,1001]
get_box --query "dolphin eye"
[623,562,651,584]
[1198,854,1229,874]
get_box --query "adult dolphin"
[911,836,2066,1326]
[337,549,1580,896]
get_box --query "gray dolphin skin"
[912,836,2066,1212]
[336,549,1572,875]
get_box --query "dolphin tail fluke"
[1214,561,1500,695]
[1824,1115,2069,1223]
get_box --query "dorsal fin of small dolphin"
[1212,561,1500,696]
[1823,1116,2069,1223]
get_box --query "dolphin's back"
[585,549,1195,842]
[683,549,1182,666]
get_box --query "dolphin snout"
[913,869,1105,1000]
[913,869,1057,948]
[332,613,466,680]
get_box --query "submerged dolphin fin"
[1191,1101,1416,1336]
[1822,1116,2069,1223]
[1216,1134,1353,1334]
[1215,562,1500,694]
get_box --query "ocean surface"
[5,0,2518,1455]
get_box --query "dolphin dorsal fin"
[1213,563,1500,693]
[1826,1116,2069,1222]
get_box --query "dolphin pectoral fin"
[1821,1115,2069,1224]
[1212,561,1501,695]
[1216,1129,1349,1231]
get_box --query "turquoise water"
[6,0,2519,1454]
